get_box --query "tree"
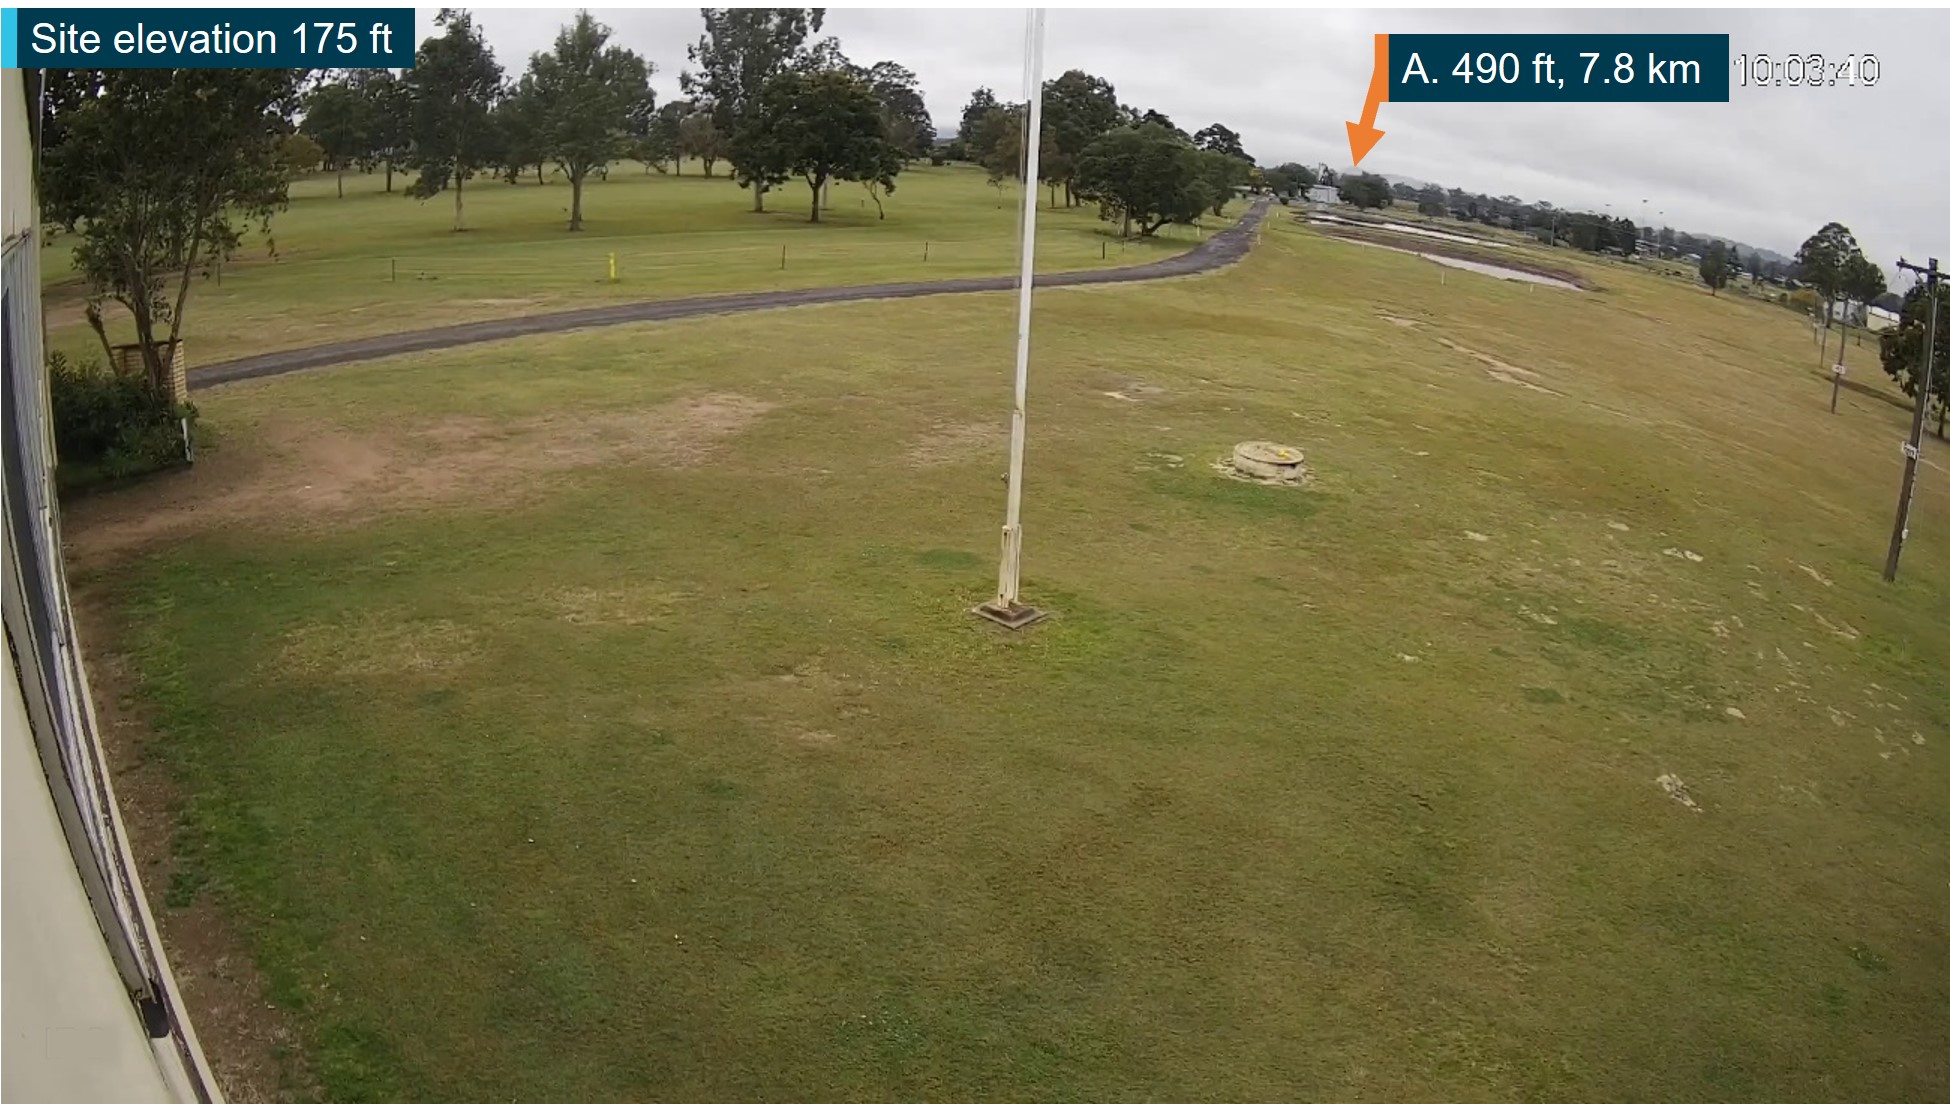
[1880,281,1950,437]
[300,79,369,198]
[1073,123,1211,238]
[406,9,505,231]
[528,10,654,231]
[1191,122,1250,163]
[1261,162,1316,202]
[1198,150,1250,216]
[1699,240,1731,294]
[39,68,303,395]
[860,61,933,159]
[491,77,548,184]
[1137,108,1184,137]
[738,68,903,222]
[1840,252,1887,326]
[1795,221,1858,319]
[1338,172,1393,210]
[350,68,413,193]
[277,132,325,176]
[968,102,1059,205]
[959,86,1003,163]
[639,98,687,171]
[683,7,826,213]
[1747,252,1766,285]
[679,108,726,176]
[1042,69,1121,206]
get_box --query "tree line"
[292,8,935,231]
[943,78,1277,237]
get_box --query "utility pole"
[1883,256,1941,582]
[974,8,1049,629]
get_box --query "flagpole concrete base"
[971,600,1049,629]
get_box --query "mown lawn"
[40,160,1224,366]
[72,214,1949,1103]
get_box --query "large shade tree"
[349,67,413,192]
[1073,122,1212,238]
[1840,252,1888,326]
[1795,221,1859,319]
[1262,162,1317,202]
[405,9,505,231]
[299,78,369,198]
[737,68,903,222]
[1041,69,1121,206]
[1338,172,1394,210]
[491,76,548,184]
[859,61,933,160]
[528,10,654,230]
[958,86,1000,154]
[39,68,304,395]
[679,108,726,176]
[1198,150,1251,216]
[683,7,825,212]
[640,98,687,172]
[1192,122,1252,163]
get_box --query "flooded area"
[1306,213,1512,248]
[1330,236,1584,291]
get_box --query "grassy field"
[70,211,1949,1103]
[40,161,1225,366]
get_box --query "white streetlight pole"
[975,7,1049,629]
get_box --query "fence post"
[390,258,397,283]
[924,241,930,262]
[780,244,786,270]
[608,252,618,283]
[1101,241,1106,260]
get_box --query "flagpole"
[975,7,1049,629]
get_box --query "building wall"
[1,67,222,1104]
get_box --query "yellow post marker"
[608,252,617,282]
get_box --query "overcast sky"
[440,8,1947,275]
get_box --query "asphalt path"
[197,198,1271,388]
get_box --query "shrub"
[48,352,195,488]
[1786,288,1820,314]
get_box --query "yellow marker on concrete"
[608,252,617,282]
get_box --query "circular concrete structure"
[1228,441,1308,484]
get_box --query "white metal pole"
[993,8,1045,610]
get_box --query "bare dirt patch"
[276,616,482,679]
[906,420,1001,466]
[1435,337,1561,396]
[62,392,774,566]
[459,298,542,310]
[1099,381,1167,403]
[1379,314,1423,329]
[1657,773,1703,813]
[1796,562,1835,588]
[547,583,692,627]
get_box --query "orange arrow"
[1346,33,1389,165]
